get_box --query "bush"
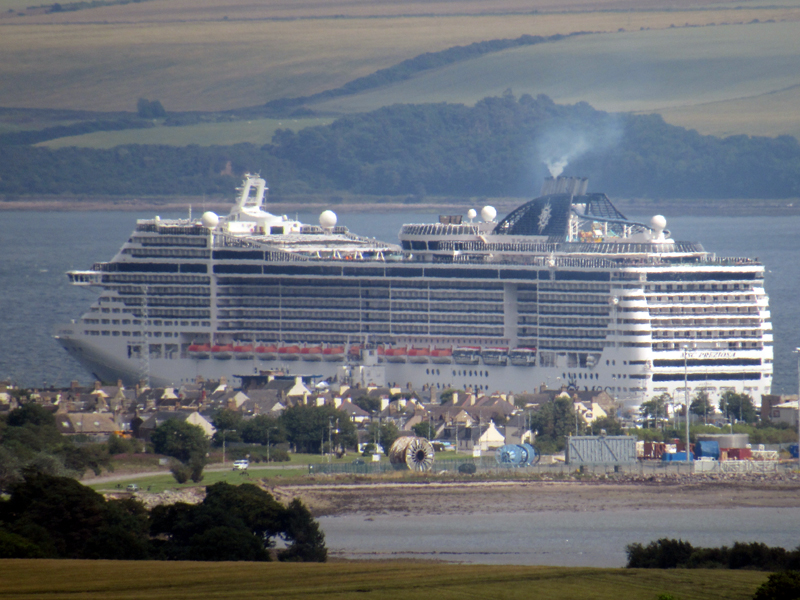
[169,461,191,484]
[753,571,800,600]
[458,463,477,475]
[188,456,206,483]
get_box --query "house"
[137,410,216,441]
[771,400,799,428]
[56,412,120,440]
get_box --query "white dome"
[201,211,219,228]
[481,205,497,223]
[467,209,477,220]
[319,210,338,229]
[650,214,667,232]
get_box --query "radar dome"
[319,210,338,229]
[650,215,667,232]
[467,209,477,220]
[201,211,219,228]
[481,206,497,223]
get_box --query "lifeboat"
[233,344,253,359]
[301,345,323,361]
[481,347,509,366]
[254,344,278,360]
[323,345,346,362]
[430,347,453,364]
[408,347,430,363]
[509,347,537,367]
[385,346,408,363]
[278,345,301,360]
[187,343,211,359]
[453,346,481,365]
[347,345,362,360]
[211,344,233,360]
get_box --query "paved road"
[83,463,305,485]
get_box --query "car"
[126,483,139,492]
[233,459,249,471]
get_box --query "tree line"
[2,93,800,200]
[0,472,326,561]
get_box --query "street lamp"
[683,343,695,463]
[795,348,800,469]
[222,429,236,466]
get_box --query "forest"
[2,93,800,200]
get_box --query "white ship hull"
[56,174,773,412]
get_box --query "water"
[320,507,800,566]
[1,208,798,392]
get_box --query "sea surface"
[320,507,800,566]
[1,207,798,392]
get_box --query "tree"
[412,420,436,440]
[280,405,356,453]
[368,420,400,455]
[639,394,670,429]
[241,414,284,446]
[531,395,580,454]
[439,389,457,404]
[589,415,624,436]
[719,391,758,424]
[150,419,209,463]
[690,390,712,421]
[136,98,166,118]
[211,409,243,447]
[350,394,380,414]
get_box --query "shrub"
[753,571,800,600]
[458,463,477,475]
[169,460,191,484]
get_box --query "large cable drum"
[389,436,435,472]
[496,443,539,467]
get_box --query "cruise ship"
[56,174,773,410]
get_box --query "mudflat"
[268,475,800,517]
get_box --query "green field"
[310,22,800,139]
[0,560,769,599]
[39,117,334,149]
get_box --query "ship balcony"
[67,270,103,286]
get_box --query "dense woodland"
[2,94,800,200]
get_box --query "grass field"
[39,117,334,149]
[0,559,770,599]
[310,21,800,138]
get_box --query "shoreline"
[2,196,800,216]
[266,475,800,517]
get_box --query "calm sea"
[1,208,798,393]
[320,507,800,566]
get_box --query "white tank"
[201,211,219,229]
[481,206,497,223]
[319,210,338,229]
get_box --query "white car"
[232,459,249,471]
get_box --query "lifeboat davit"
[301,345,323,361]
[509,347,537,366]
[408,347,430,363]
[385,347,408,363]
[211,344,233,360]
[323,345,345,362]
[187,343,211,359]
[254,344,278,360]
[233,344,253,359]
[278,345,301,360]
[430,347,453,364]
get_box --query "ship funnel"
[541,176,588,197]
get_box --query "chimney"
[334,397,342,408]
[380,398,390,411]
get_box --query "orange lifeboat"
[430,347,453,364]
[301,345,323,361]
[233,344,253,359]
[278,345,301,360]
[385,346,408,363]
[211,344,233,360]
[254,344,278,360]
[347,345,362,360]
[188,343,211,359]
[408,347,430,363]
[323,345,345,362]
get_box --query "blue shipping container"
[695,440,720,460]
[790,444,799,459]
[661,452,690,462]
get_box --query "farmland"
[0,559,769,600]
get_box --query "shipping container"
[695,440,720,460]
[566,435,637,465]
